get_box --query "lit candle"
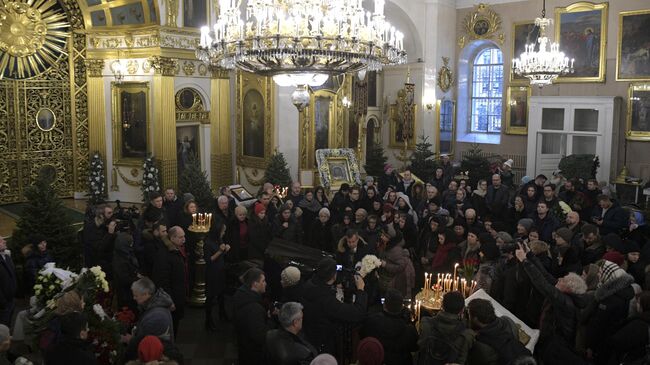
[453,263,459,289]
[192,213,197,226]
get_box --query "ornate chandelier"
[196,0,407,109]
[512,0,573,87]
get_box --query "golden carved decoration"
[149,55,177,76]
[175,87,203,111]
[142,59,152,73]
[182,60,195,76]
[0,0,69,79]
[85,59,104,77]
[241,167,264,186]
[114,166,141,186]
[458,3,504,48]
[130,168,139,177]
[124,33,134,48]
[198,63,207,76]
[126,60,139,74]
[166,0,178,26]
[437,57,453,93]
[211,66,229,79]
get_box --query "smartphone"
[336,265,343,271]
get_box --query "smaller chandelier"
[512,0,573,87]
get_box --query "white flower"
[93,304,107,320]
[358,254,382,278]
[148,173,153,178]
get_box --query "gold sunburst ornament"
[0,0,69,79]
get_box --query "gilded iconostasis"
[1,0,649,203]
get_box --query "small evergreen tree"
[264,150,292,187]
[460,143,492,189]
[141,156,161,202]
[409,135,437,182]
[178,153,214,211]
[12,170,79,270]
[87,152,107,205]
[364,145,388,178]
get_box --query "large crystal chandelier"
[512,0,573,87]
[196,0,407,109]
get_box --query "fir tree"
[409,134,437,182]
[87,152,107,205]
[141,156,161,202]
[178,153,214,211]
[364,145,388,179]
[264,150,292,187]
[11,170,79,270]
[460,143,492,189]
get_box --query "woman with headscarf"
[314,186,329,209]
[361,186,380,213]
[395,192,418,225]
[470,179,488,219]
[429,229,460,274]
[378,229,415,298]
[331,213,353,245]
[272,203,302,244]
[309,208,334,252]
[24,234,54,296]
[298,190,322,233]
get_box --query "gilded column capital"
[149,56,177,76]
[210,66,230,79]
[85,59,105,77]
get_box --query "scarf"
[298,198,322,213]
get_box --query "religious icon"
[36,108,56,131]
[242,89,265,158]
[617,10,650,81]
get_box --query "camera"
[112,200,140,233]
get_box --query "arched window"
[470,48,503,133]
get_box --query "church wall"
[454,0,650,182]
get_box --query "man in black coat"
[534,201,560,244]
[82,204,117,276]
[591,195,628,236]
[45,312,97,365]
[0,237,16,326]
[485,174,509,218]
[152,226,188,338]
[302,258,367,355]
[163,188,184,228]
[360,289,418,365]
[233,268,272,365]
[266,302,318,365]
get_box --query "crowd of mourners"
[1,155,649,365]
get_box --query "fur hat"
[357,337,384,365]
[280,266,301,287]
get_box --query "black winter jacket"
[265,328,318,365]
[301,278,367,354]
[232,285,270,365]
[361,310,418,365]
[152,239,187,319]
[45,338,97,365]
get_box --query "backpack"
[418,322,465,365]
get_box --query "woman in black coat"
[272,204,302,244]
[204,226,229,331]
[308,208,333,252]
[248,203,272,261]
[112,232,139,311]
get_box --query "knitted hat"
[442,291,465,314]
[280,266,301,287]
[310,354,338,365]
[138,335,164,363]
[602,251,625,266]
[599,260,628,285]
[357,337,384,365]
[518,218,534,232]
[622,240,641,254]
[254,202,266,216]
[315,258,337,283]
[555,227,574,244]
[503,159,513,168]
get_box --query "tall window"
[470,47,503,133]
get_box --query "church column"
[210,67,233,190]
[85,59,107,159]
[150,56,178,189]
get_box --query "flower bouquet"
[358,255,382,278]
[461,258,480,282]
[33,273,63,309]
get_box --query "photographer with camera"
[82,204,116,277]
[302,257,367,357]
[360,289,418,365]
[335,229,370,302]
